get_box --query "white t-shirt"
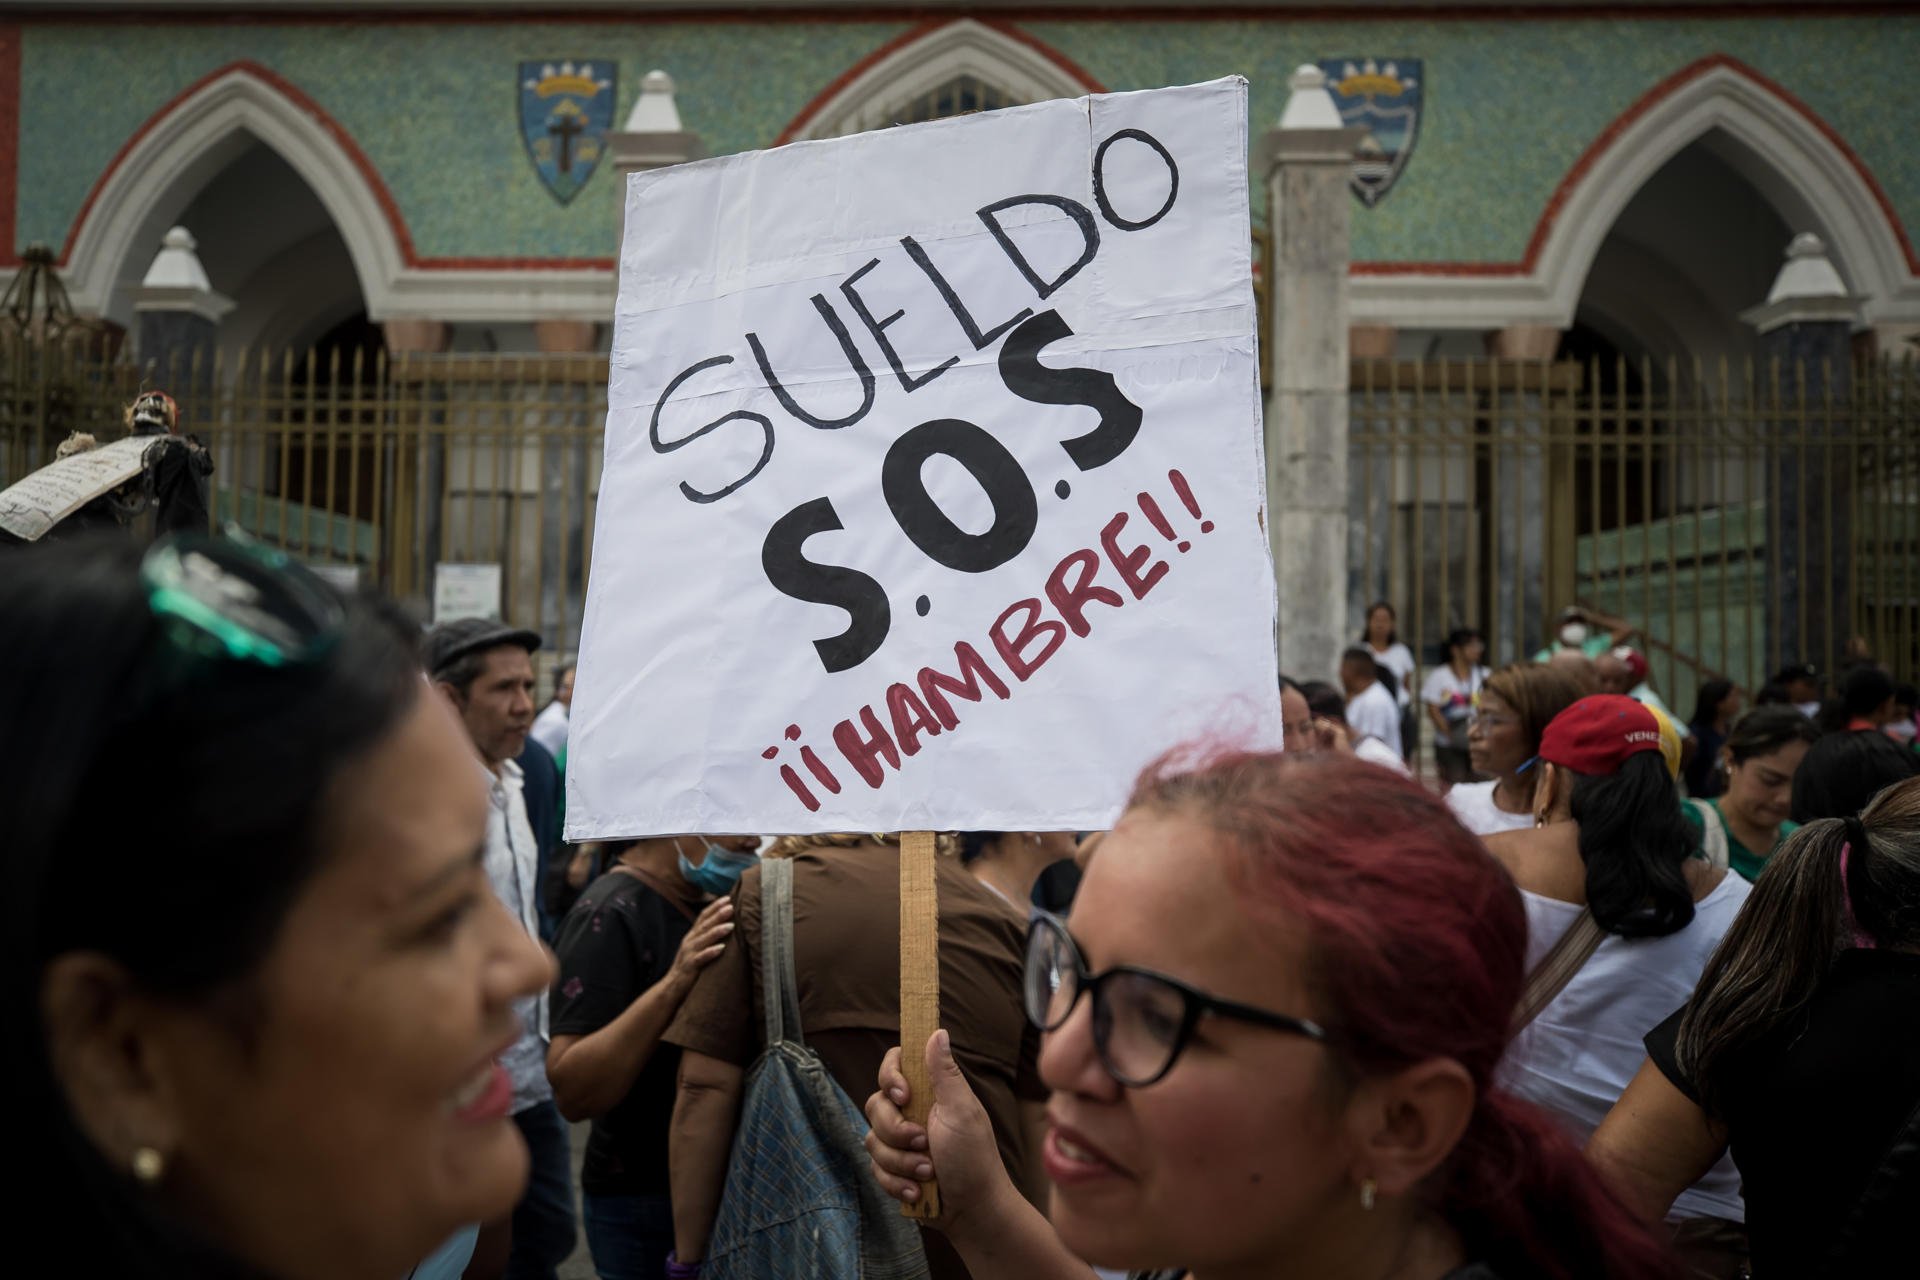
[529,700,569,755]
[1421,663,1489,748]
[1368,641,1417,708]
[1445,780,1533,836]
[1345,681,1403,757]
[1353,735,1412,776]
[1503,872,1753,1223]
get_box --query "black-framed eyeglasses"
[1022,912,1329,1087]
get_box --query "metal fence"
[9,342,1919,714]
[0,340,609,658]
[1349,355,1920,717]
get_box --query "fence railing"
[0,342,609,661]
[8,343,1919,716]
[1349,354,1920,718]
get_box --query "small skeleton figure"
[127,390,178,436]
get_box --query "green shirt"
[1532,635,1614,664]
[1682,797,1798,883]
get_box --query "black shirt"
[1645,949,1920,1276]
[550,866,700,1197]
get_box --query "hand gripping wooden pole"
[899,829,942,1219]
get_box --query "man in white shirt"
[528,661,573,756]
[1340,646,1404,759]
[426,619,575,1280]
[1302,680,1410,776]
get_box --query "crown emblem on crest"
[1317,56,1424,208]
[523,61,612,99]
[1327,59,1418,101]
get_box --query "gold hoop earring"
[131,1147,165,1184]
[1359,1177,1377,1211]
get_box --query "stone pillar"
[1485,325,1561,361]
[608,70,706,248]
[534,320,598,353]
[382,318,452,354]
[1742,232,1865,677]
[1255,65,1368,683]
[1349,325,1396,360]
[126,227,232,404]
[1482,326,1564,660]
[527,319,598,653]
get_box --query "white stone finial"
[623,69,684,133]
[1279,63,1345,131]
[141,226,212,292]
[1765,231,1849,305]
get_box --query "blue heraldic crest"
[1318,59,1423,208]
[519,60,617,204]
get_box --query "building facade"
[9,3,1918,365]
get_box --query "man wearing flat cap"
[424,619,576,1280]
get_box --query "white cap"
[623,70,684,133]
[1278,64,1345,131]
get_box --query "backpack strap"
[1692,798,1730,872]
[1511,908,1607,1035]
[759,857,806,1048]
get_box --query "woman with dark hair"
[959,830,1080,915]
[1681,706,1818,882]
[1790,726,1920,824]
[1446,664,1586,837]
[2,536,552,1280]
[1361,601,1418,763]
[1422,627,1489,790]
[1590,777,1920,1276]
[1683,679,1739,798]
[1485,697,1751,1273]
[860,752,1680,1280]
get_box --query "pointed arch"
[778,19,1103,144]
[59,62,409,321]
[1352,55,1920,330]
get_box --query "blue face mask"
[676,839,758,895]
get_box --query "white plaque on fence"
[433,562,503,623]
[0,436,150,541]
[569,77,1278,838]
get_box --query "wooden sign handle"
[899,829,942,1219]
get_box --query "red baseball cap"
[1538,695,1668,776]
[1612,645,1650,685]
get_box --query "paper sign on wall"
[568,77,1279,838]
[433,562,503,623]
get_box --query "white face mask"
[1887,718,1917,743]
[1796,700,1823,719]
[1558,622,1588,648]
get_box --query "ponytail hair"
[1567,752,1698,938]
[1679,774,1920,1115]
[1130,750,1680,1280]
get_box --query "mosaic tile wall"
[17,15,1918,265]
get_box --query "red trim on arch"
[1353,53,1918,279]
[0,24,19,268]
[775,18,1106,147]
[56,59,616,274]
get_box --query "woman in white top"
[1445,663,1585,837]
[1421,627,1490,790]
[1361,601,1418,761]
[1485,695,1751,1273]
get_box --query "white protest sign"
[0,436,149,541]
[569,77,1279,838]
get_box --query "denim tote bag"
[704,857,930,1280]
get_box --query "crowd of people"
[8,536,1920,1280]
